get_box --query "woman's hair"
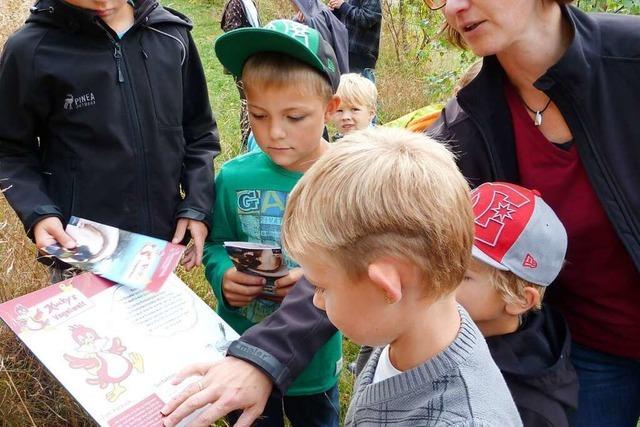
[442,0,574,49]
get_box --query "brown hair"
[470,258,546,310]
[241,52,334,102]
[282,127,474,298]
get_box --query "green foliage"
[575,0,640,14]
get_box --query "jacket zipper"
[101,26,153,234]
[113,43,125,83]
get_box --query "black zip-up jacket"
[0,0,219,241]
[331,0,382,71]
[226,5,640,395]
[486,306,578,426]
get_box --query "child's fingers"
[227,269,266,286]
[172,219,188,244]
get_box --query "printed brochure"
[43,217,184,291]
[223,241,289,296]
[0,273,238,427]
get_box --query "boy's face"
[331,102,375,135]
[245,84,338,173]
[64,0,129,21]
[299,252,398,347]
[455,260,507,327]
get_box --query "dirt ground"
[1,0,32,46]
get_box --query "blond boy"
[456,182,578,426]
[201,20,342,426]
[331,73,377,136]
[281,128,522,426]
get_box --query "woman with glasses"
[161,1,640,426]
[427,1,640,426]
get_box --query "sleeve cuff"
[25,205,65,240]
[226,340,292,395]
[175,208,210,229]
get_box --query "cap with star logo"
[214,19,341,93]
[470,182,568,287]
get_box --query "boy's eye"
[352,108,361,112]
[288,115,305,121]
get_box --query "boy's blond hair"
[282,127,474,297]
[242,52,333,102]
[336,73,377,110]
[470,258,546,310]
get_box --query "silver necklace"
[522,97,552,127]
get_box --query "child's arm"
[0,34,68,244]
[227,276,337,394]
[202,170,262,309]
[175,30,221,241]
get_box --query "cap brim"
[471,246,509,271]
[215,27,326,79]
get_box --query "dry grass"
[0,3,93,425]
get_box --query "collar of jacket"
[452,5,598,182]
[25,0,191,37]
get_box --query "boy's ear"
[368,260,403,304]
[324,95,341,123]
[505,287,541,316]
[369,105,377,119]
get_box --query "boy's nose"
[269,122,286,140]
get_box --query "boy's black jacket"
[486,305,578,427]
[0,0,219,241]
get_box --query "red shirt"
[505,84,640,357]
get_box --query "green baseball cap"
[215,19,340,93]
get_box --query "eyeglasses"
[424,0,446,10]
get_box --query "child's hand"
[222,267,265,307]
[266,268,303,302]
[173,218,208,271]
[328,0,344,9]
[33,217,76,251]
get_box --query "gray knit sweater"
[344,306,522,426]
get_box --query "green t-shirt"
[203,150,342,396]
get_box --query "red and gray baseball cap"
[214,19,341,93]
[470,182,568,286]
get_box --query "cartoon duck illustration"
[63,325,144,402]
[14,304,49,332]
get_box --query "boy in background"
[0,0,218,275]
[331,73,376,138]
[281,127,522,426]
[457,182,578,426]
[202,20,342,426]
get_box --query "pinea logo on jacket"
[64,92,96,111]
